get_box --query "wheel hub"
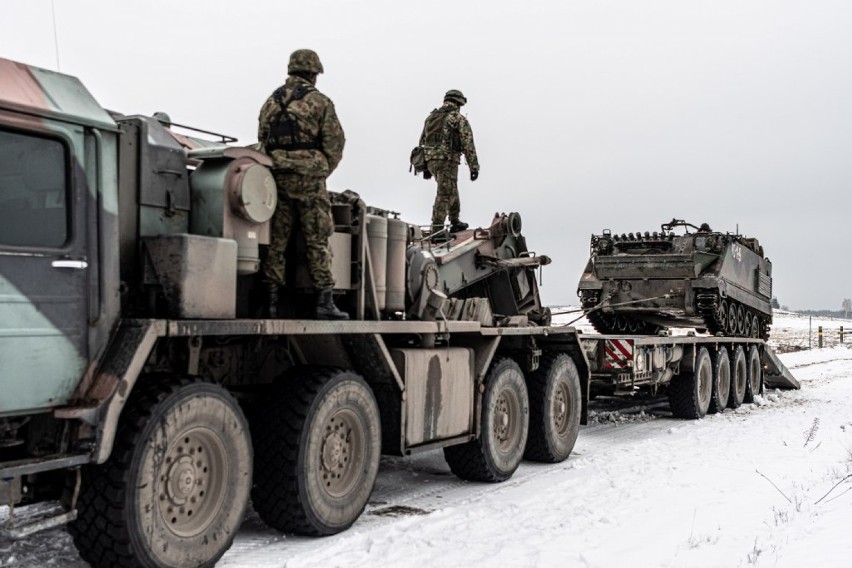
[319,412,364,498]
[553,387,568,432]
[165,456,197,505]
[156,429,225,537]
[495,394,510,441]
[322,429,348,470]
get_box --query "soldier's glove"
[470,169,479,182]
[339,189,367,211]
[423,170,432,180]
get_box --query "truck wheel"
[708,347,731,414]
[524,353,581,463]
[728,346,747,408]
[667,347,712,419]
[251,367,381,536]
[70,378,252,568]
[443,357,529,482]
[744,345,763,403]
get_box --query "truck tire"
[708,347,731,414]
[667,347,712,419]
[70,378,252,568]
[524,352,581,463]
[443,357,529,482]
[744,345,763,403]
[251,367,381,536]
[728,346,747,408]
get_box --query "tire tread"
[443,357,527,482]
[251,367,375,536]
[524,352,580,463]
[70,376,233,568]
[668,348,710,419]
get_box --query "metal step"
[0,501,76,539]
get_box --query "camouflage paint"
[0,276,86,414]
[578,222,773,335]
[0,58,119,414]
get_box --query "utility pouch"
[409,146,428,177]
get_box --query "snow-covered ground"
[2,311,851,567]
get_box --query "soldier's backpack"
[420,107,455,150]
[266,85,318,151]
[410,107,459,177]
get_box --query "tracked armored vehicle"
[577,219,773,338]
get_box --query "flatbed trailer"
[577,333,799,418]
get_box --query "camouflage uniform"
[258,56,345,290]
[420,92,479,230]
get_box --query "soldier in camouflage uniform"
[258,49,348,319]
[419,89,479,233]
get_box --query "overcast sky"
[3,0,851,310]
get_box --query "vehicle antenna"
[51,0,61,71]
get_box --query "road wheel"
[668,347,713,419]
[524,353,581,463]
[627,318,640,334]
[728,345,747,408]
[251,367,381,536]
[742,311,752,338]
[727,302,738,335]
[444,357,529,482]
[708,347,731,414]
[70,378,252,568]
[736,305,746,336]
[744,345,763,403]
[749,315,760,338]
[715,299,728,333]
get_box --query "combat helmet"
[444,89,467,106]
[288,49,324,74]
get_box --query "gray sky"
[3,0,851,310]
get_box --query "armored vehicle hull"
[577,219,773,338]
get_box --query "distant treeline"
[796,309,851,319]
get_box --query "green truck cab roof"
[0,58,117,132]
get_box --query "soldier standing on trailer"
[419,89,480,233]
[258,48,348,320]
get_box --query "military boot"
[266,285,279,319]
[449,220,468,232]
[316,288,349,320]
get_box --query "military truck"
[0,59,590,567]
[577,219,774,338]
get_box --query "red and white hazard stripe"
[604,339,633,369]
